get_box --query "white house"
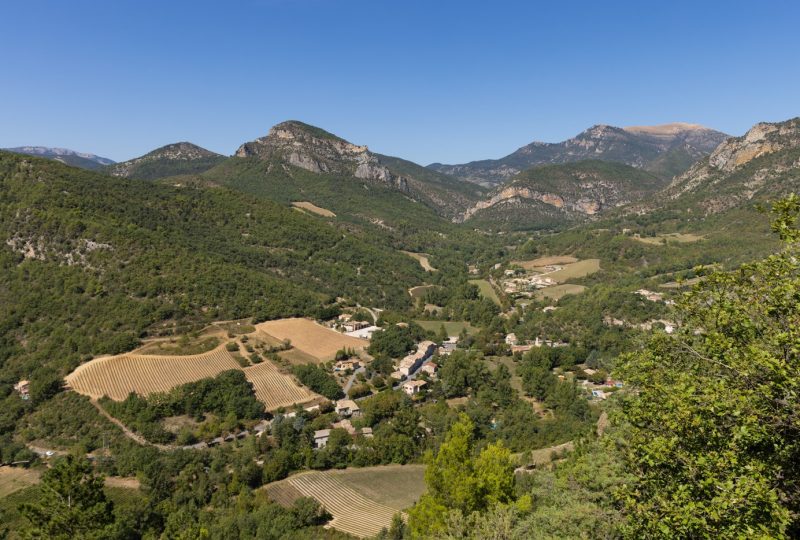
[314,429,331,448]
[402,380,427,396]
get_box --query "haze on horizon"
[1,0,798,165]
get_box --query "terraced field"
[66,345,240,400]
[264,465,426,538]
[243,362,319,410]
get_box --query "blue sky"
[2,0,798,164]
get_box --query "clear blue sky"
[2,0,798,165]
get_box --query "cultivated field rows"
[287,472,401,538]
[66,341,320,411]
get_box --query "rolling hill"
[3,146,115,170]
[429,123,728,186]
[106,142,226,180]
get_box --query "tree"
[407,414,521,538]
[19,455,114,539]
[617,196,800,538]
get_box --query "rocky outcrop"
[666,118,800,204]
[4,146,115,170]
[462,160,668,229]
[236,121,413,193]
[430,123,728,186]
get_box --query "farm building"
[314,429,331,448]
[335,399,361,418]
[402,380,427,396]
[342,321,369,333]
[345,325,379,339]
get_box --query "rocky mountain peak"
[107,142,224,180]
[234,121,407,189]
[665,117,800,209]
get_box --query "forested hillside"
[0,151,426,385]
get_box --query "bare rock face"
[460,160,665,226]
[235,121,411,193]
[430,122,728,186]
[667,118,800,200]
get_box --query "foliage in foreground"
[616,196,800,538]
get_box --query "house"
[335,399,361,418]
[314,429,331,448]
[511,344,533,354]
[420,362,438,377]
[334,359,361,372]
[505,333,518,346]
[13,380,30,400]
[332,419,357,436]
[360,427,373,438]
[390,370,405,381]
[402,380,427,396]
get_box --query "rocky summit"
[4,146,115,170]
[429,123,728,186]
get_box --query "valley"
[2,115,799,539]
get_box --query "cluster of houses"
[313,398,374,448]
[391,341,436,380]
[603,315,676,334]
[501,274,556,295]
[505,334,568,353]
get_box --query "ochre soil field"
[256,318,368,362]
[66,344,240,400]
[243,362,319,410]
[291,201,336,217]
[264,465,426,539]
[512,255,578,270]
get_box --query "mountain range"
[428,123,729,186]
[8,118,800,235]
[3,146,115,170]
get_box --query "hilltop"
[429,122,728,186]
[106,142,226,180]
[3,146,115,170]
[203,120,486,225]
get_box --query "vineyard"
[264,465,426,538]
[256,318,369,362]
[243,362,319,410]
[66,345,240,400]
[66,343,317,411]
